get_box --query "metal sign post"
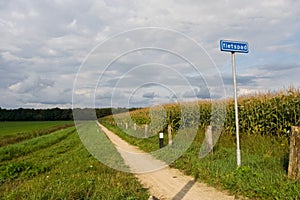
[220,40,249,167]
[231,52,241,166]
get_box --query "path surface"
[97,122,236,200]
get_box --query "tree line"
[0,107,138,121]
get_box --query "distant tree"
[0,107,133,121]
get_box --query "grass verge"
[0,127,75,162]
[100,122,160,152]
[0,122,149,199]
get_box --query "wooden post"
[134,123,137,131]
[125,122,128,130]
[205,125,213,154]
[288,126,300,180]
[144,124,148,138]
[168,124,172,146]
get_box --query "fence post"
[144,124,148,138]
[205,125,213,154]
[288,126,300,180]
[133,123,137,131]
[168,124,172,146]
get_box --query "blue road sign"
[220,40,249,53]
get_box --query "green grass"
[0,127,75,162]
[101,122,197,165]
[101,122,300,199]
[0,122,149,199]
[0,121,73,136]
[172,131,300,199]
[101,122,159,153]
[0,121,74,146]
[76,121,130,172]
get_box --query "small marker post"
[159,131,164,148]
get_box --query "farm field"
[0,121,74,147]
[0,121,73,136]
[0,121,149,200]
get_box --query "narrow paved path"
[97,122,236,200]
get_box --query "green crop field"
[0,121,149,200]
[0,121,73,136]
[0,121,74,147]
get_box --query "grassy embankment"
[0,121,149,199]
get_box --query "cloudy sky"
[1,0,300,109]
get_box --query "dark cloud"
[222,74,258,87]
[258,64,300,73]
[142,92,158,99]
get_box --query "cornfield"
[101,88,300,137]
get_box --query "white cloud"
[8,73,54,93]
[1,51,20,62]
